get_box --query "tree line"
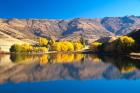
[10,37,84,53]
[89,36,135,54]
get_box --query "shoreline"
[0,50,84,55]
[1,50,140,60]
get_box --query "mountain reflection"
[0,53,140,83]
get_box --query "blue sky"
[0,0,140,19]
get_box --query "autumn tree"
[62,42,74,51]
[10,44,48,53]
[51,42,61,51]
[38,37,48,46]
[102,36,135,53]
[73,42,84,51]
[51,41,74,51]
[116,36,135,53]
[21,44,33,52]
[38,47,48,53]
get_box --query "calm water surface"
[0,53,140,93]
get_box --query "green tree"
[10,44,22,53]
[80,34,86,47]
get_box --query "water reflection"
[101,56,140,73]
[10,53,86,64]
[0,53,140,83]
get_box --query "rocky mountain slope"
[1,16,140,40]
[101,15,140,35]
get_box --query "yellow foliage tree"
[39,47,48,53]
[10,43,48,53]
[21,44,33,52]
[73,42,84,51]
[39,37,48,46]
[51,42,62,51]
[118,36,135,46]
[61,43,68,51]
[51,41,74,52]
[62,42,74,51]
[116,36,135,53]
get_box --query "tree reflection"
[49,53,85,64]
[10,53,85,64]
[101,55,140,73]
[10,54,38,63]
[9,53,140,73]
[39,55,49,65]
[86,54,102,63]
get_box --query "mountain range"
[0,15,140,52]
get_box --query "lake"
[0,53,140,93]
